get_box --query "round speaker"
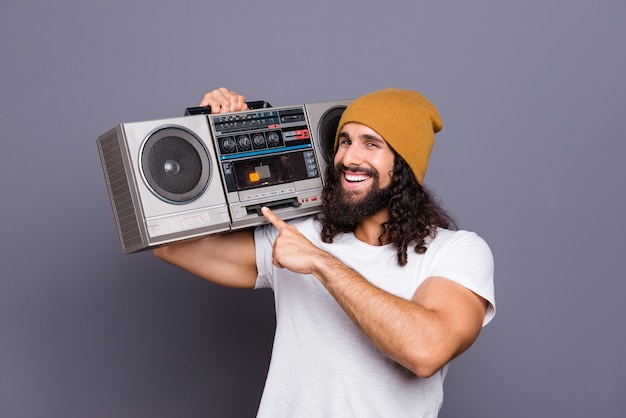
[317,106,347,165]
[140,125,211,204]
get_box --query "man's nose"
[340,144,364,167]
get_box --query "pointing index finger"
[261,206,288,230]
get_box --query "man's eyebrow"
[337,130,387,146]
[337,131,383,141]
[337,131,350,139]
[362,133,385,143]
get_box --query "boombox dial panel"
[209,106,325,229]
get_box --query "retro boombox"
[97,99,352,254]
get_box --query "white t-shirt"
[254,215,495,418]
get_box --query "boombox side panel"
[304,99,353,185]
[97,128,145,254]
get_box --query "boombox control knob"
[163,159,181,175]
[221,137,237,153]
[237,135,252,150]
[253,134,266,148]
[267,132,281,146]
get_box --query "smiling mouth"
[344,173,371,182]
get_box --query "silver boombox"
[97,99,352,254]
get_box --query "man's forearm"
[310,253,447,378]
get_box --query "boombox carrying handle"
[184,100,272,116]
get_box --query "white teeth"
[345,173,370,182]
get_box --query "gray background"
[1,0,624,417]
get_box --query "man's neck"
[353,209,391,246]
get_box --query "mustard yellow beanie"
[334,88,443,184]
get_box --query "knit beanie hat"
[334,88,443,184]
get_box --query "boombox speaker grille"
[318,106,347,165]
[141,126,210,203]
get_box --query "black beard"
[322,164,393,230]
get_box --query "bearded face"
[322,122,397,230]
[322,162,393,229]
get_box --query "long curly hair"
[320,152,457,266]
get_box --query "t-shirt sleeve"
[429,230,496,326]
[254,224,278,290]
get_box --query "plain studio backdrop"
[1,1,624,417]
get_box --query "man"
[154,87,495,417]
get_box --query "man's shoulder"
[425,229,493,271]
[429,228,490,252]
[286,214,322,235]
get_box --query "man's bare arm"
[316,260,487,378]
[153,230,258,288]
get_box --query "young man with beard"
[154,87,496,417]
